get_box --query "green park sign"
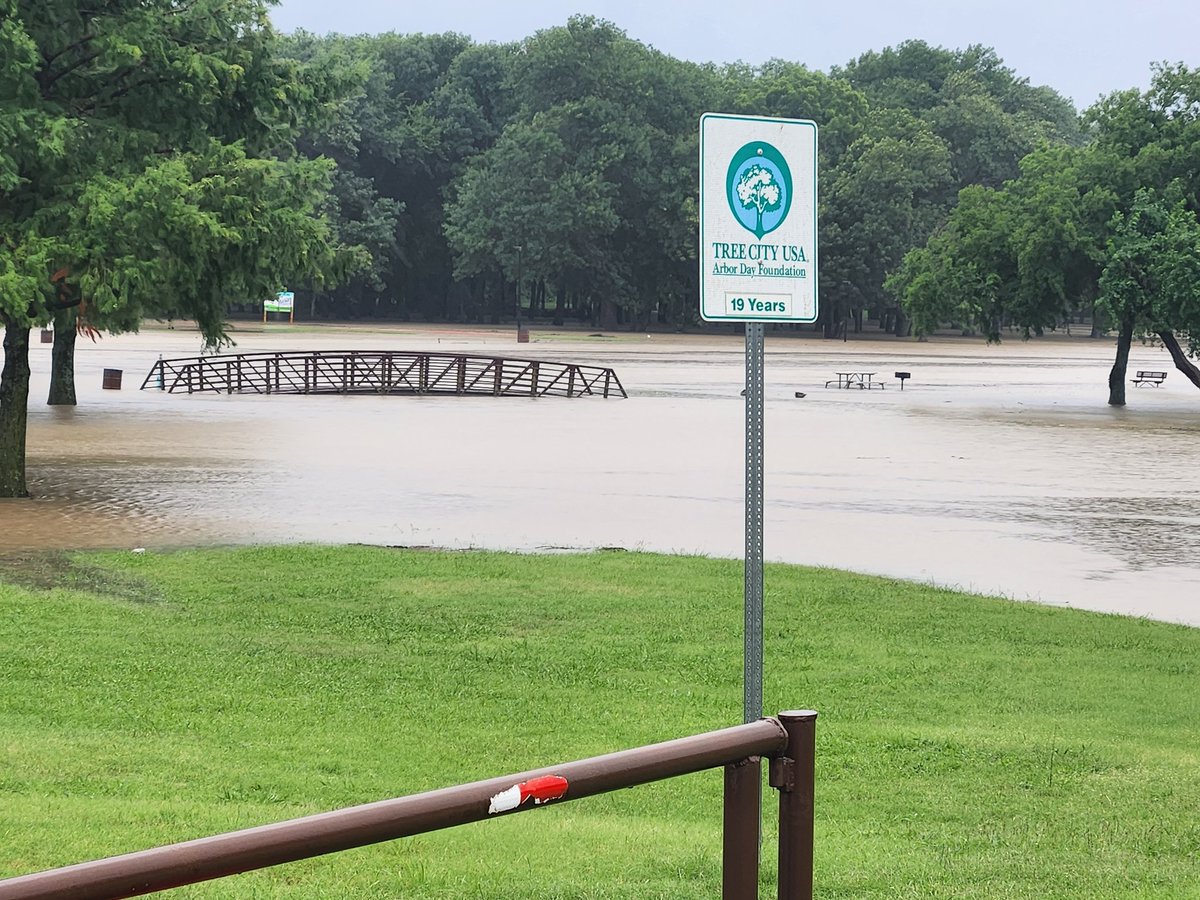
[699,114,818,323]
[263,290,295,324]
[264,291,295,313]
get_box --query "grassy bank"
[1,547,1198,898]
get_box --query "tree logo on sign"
[726,142,792,239]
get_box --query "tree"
[0,0,349,497]
[825,41,1079,336]
[445,17,716,330]
[283,31,515,322]
[834,41,1080,171]
[276,25,1088,336]
[889,65,1200,406]
[736,164,782,239]
[280,31,406,320]
[723,60,868,167]
[1099,189,1200,404]
[824,109,955,335]
[443,112,621,323]
[885,184,1018,337]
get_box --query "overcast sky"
[269,0,1198,110]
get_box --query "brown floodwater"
[3,323,1198,625]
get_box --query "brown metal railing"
[138,351,627,399]
[0,711,816,900]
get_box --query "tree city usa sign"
[700,114,818,322]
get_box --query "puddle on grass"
[0,550,164,603]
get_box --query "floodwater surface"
[3,324,1198,625]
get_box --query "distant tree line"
[277,20,1083,336]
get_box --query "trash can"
[517,328,530,344]
[102,368,123,390]
[40,329,53,343]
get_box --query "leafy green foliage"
[825,109,956,315]
[443,17,719,328]
[279,26,1081,330]
[0,1,356,495]
[891,64,1200,394]
[886,185,1013,337]
[71,145,342,341]
[282,30,502,320]
[1,0,348,335]
[823,41,1078,332]
[725,60,868,167]
[835,40,1081,185]
[445,113,621,288]
[1100,189,1200,354]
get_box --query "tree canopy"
[0,0,353,496]
[278,23,1080,333]
[888,65,1200,405]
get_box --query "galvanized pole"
[744,323,765,724]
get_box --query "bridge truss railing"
[140,351,626,399]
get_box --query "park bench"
[1131,370,1167,387]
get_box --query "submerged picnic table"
[825,372,884,390]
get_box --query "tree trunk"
[489,271,502,325]
[599,297,618,331]
[48,307,77,405]
[1090,298,1105,338]
[1107,315,1134,406]
[1157,331,1200,389]
[818,303,836,339]
[553,287,565,326]
[0,320,32,497]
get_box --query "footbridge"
[140,350,626,399]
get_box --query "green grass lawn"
[1,547,1198,898]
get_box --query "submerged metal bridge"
[140,350,627,399]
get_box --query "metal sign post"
[699,113,818,725]
[743,322,765,723]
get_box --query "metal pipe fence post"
[722,757,762,899]
[775,710,817,900]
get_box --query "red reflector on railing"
[488,775,569,814]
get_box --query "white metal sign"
[699,113,818,322]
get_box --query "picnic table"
[825,372,884,390]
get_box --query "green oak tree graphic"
[735,163,782,239]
